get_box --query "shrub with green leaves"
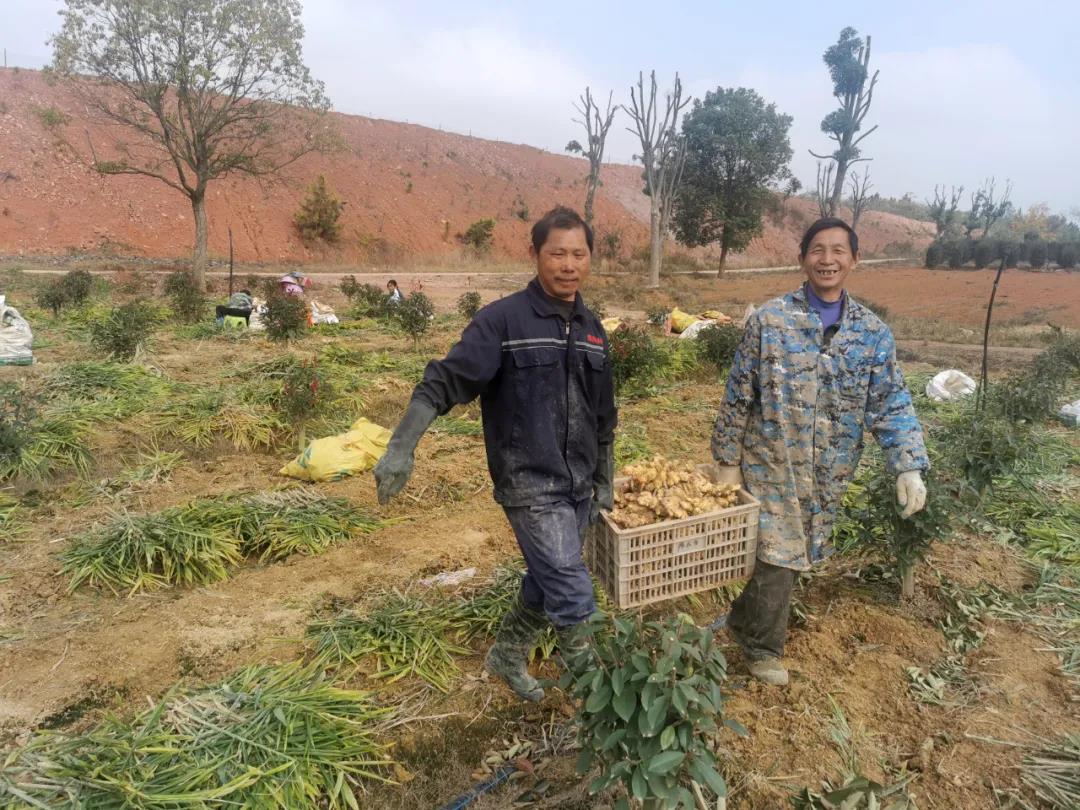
[280,358,333,449]
[924,242,943,268]
[35,269,94,315]
[460,218,496,253]
[294,174,344,244]
[0,382,40,468]
[342,280,389,318]
[263,293,308,342]
[694,323,742,372]
[562,613,739,809]
[395,292,434,342]
[609,326,666,395]
[162,269,206,323]
[991,330,1080,423]
[456,290,482,320]
[89,301,158,360]
[940,408,1024,495]
[851,466,953,593]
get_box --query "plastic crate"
[585,473,760,609]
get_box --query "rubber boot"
[554,622,592,678]
[746,656,789,686]
[485,593,547,702]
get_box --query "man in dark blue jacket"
[374,206,617,701]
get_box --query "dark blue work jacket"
[412,278,617,506]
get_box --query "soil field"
[0,264,1077,809]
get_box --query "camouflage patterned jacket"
[712,286,928,570]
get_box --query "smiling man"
[374,206,616,701]
[712,217,929,686]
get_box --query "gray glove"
[590,439,615,525]
[374,400,437,505]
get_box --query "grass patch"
[60,490,385,595]
[0,661,393,807]
[0,411,93,482]
[0,494,25,540]
[151,387,285,451]
[307,592,470,692]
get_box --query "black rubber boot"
[554,623,591,678]
[485,593,548,702]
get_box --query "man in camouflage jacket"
[712,217,929,686]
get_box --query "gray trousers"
[726,559,798,660]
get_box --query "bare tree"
[848,168,872,229]
[926,184,964,237]
[565,87,617,227]
[810,27,879,217]
[51,0,332,285]
[625,71,691,289]
[815,162,834,219]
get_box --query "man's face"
[531,226,591,302]
[800,227,858,302]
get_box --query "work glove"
[712,463,743,488]
[373,400,437,505]
[896,470,927,519]
[590,439,614,525]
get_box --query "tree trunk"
[648,199,662,289]
[901,565,916,600]
[191,193,208,287]
[828,157,849,219]
[716,239,730,278]
[583,161,598,227]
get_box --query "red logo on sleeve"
[586,334,604,346]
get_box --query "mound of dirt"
[0,68,932,266]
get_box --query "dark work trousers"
[503,497,594,630]
[726,559,798,660]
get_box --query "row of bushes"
[926,238,1079,270]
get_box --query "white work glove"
[713,464,743,488]
[896,471,927,519]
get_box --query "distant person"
[712,217,929,687]
[279,271,309,297]
[215,289,253,325]
[386,279,404,305]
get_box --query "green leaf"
[575,749,594,775]
[642,694,668,737]
[671,684,689,716]
[612,666,626,696]
[585,682,612,714]
[613,686,637,723]
[724,717,749,737]
[688,755,727,797]
[647,750,685,775]
[615,799,630,810]
[632,765,648,800]
[601,728,627,753]
[660,725,676,750]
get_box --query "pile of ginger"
[608,457,741,529]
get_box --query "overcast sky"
[4,0,1078,214]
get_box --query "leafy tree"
[294,175,344,244]
[566,87,617,227]
[625,71,691,288]
[51,0,331,285]
[1028,240,1047,268]
[36,269,95,315]
[810,27,879,217]
[673,88,793,274]
[395,293,435,343]
[972,240,994,270]
[924,242,943,268]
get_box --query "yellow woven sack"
[279,417,392,482]
[669,307,699,334]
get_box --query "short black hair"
[239,289,251,296]
[531,205,593,254]
[387,279,397,287]
[799,217,859,258]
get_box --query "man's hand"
[374,448,415,505]
[896,470,927,519]
[590,440,615,526]
[373,400,437,505]
[713,464,743,488]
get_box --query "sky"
[4,0,1078,214]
